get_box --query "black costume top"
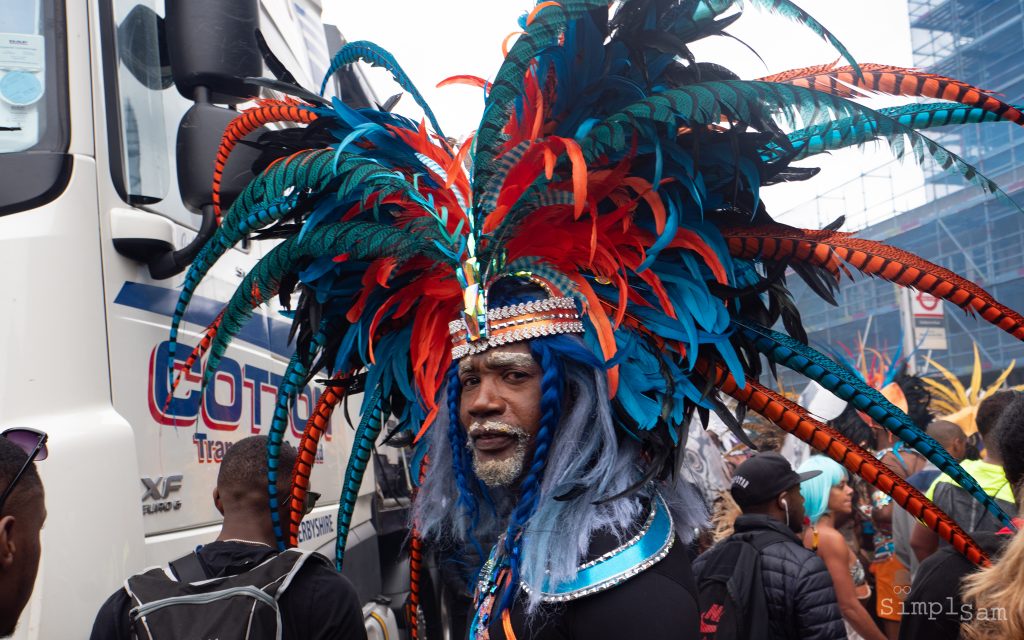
[476,495,699,639]
[89,541,367,640]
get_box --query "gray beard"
[468,421,530,487]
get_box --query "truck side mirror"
[177,103,263,214]
[113,0,268,279]
[130,104,264,280]
[164,0,261,104]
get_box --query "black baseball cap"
[730,452,821,508]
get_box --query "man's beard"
[468,421,530,488]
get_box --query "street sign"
[908,290,947,350]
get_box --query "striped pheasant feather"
[696,357,990,566]
[723,225,1024,342]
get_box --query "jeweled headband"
[448,297,585,360]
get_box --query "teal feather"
[167,150,339,382]
[201,223,435,388]
[583,80,1022,212]
[266,322,334,550]
[335,384,384,571]
[782,103,1016,160]
[689,0,861,80]
[321,41,445,138]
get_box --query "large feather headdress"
[925,343,1024,436]
[827,338,933,447]
[168,0,1024,583]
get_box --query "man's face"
[0,486,46,637]
[457,343,543,487]
[949,436,968,462]
[782,485,806,534]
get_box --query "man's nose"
[466,378,505,418]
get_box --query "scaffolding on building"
[773,0,1024,391]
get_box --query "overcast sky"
[323,1,923,224]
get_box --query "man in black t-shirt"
[89,437,366,640]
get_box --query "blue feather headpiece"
[167,0,1022,573]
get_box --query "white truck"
[0,0,425,637]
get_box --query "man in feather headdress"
[413,278,704,638]
[165,0,1024,638]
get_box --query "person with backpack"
[694,452,846,640]
[89,436,366,640]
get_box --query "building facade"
[776,0,1024,388]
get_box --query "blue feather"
[335,384,384,571]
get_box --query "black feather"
[241,76,330,107]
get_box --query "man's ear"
[212,488,224,516]
[776,490,789,510]
[0,515,15,568]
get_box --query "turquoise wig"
[798,456,849,525]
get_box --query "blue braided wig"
[497,336,567,612]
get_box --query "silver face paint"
[485,351,536,369]
[458,350,536,375]
[467,420,530,487]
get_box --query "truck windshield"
[0,0,70,215]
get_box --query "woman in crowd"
[799,456,887,640]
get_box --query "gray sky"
[325,1,923,224]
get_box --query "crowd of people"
[1,348,1023,640]
[7,0,1024,637]
[693,390,1024,640]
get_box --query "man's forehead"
[458,346,537,373]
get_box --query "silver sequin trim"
[519,494,676,603]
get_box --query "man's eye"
[505,370,530,382]
[461,376,480,387]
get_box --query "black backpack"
[696,530,792,640]
[124,547,317,640]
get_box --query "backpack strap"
[737,528,800,552]
[167,551,208,584]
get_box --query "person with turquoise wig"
[798,456,885,640]
[800,456,852,525]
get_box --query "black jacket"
[693,514,846,640]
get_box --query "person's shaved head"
[217,436,296,508]
[927,419,967,462]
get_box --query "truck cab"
[0,0,411,637]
